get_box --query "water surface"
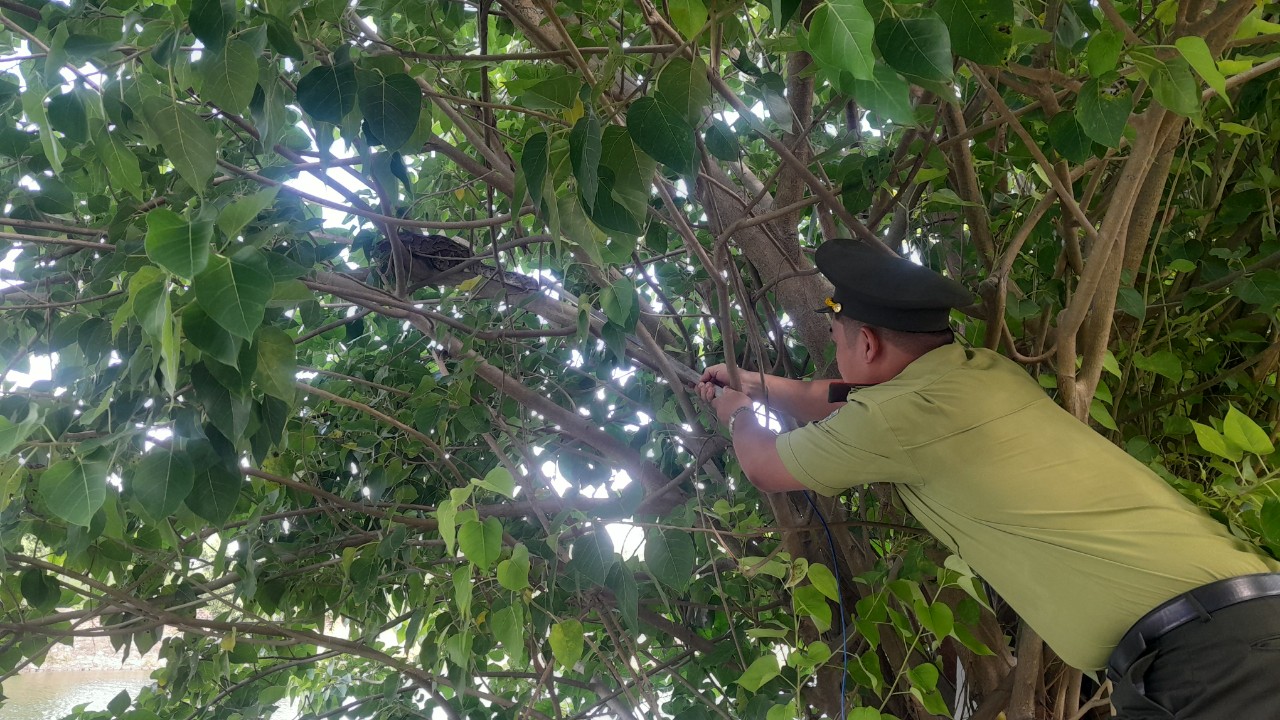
[2,670,154,720]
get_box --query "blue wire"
[804,491,847,720]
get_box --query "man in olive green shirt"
[696,239,1280,718]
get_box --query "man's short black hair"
[838,316,954,356]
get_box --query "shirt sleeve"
[775,397,920,496]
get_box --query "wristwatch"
[728,405,755,435]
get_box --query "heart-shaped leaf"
[194,251,273,340]
[39,455,108,527]
[358,72,422,151]
[626,96,695,175]
[131,447,195,519]
[145,208,212,279]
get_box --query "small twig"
[0,230,116,251]
[0,217,107,236]
[299,365,413,397]
[293,308,373,344]
[294,381,465,482]
[0,290,124,311]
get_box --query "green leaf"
[847,709,883,720]
[436,493,458,555]
[569,113,602,209]
[767,701,797,720]
[643,528,695,591]
[519,76,581,111]
[606,564,639,631]
[598,126,655,228]
[145,209,213,279]
[20,569,59,612]
[600,277,638,330]
[1086,29,1124,76]
[792,584,833,632]
[358,72,422,151]
[568,529,615,585]
[199,40,258,114]
[160,312,181,396]
[23,86,64,174]
[952,622,994,655]
[453,569,472,619]
[475,467,516,499]
[183,303,241,366]
[458,517,504,569]
[1048,112,1092,164]
[875,14,953,83]
[192,363,252,440]
[918,600,954,638]
[808,0,876,82]
[47,91,88,145]
[848,64,916,127]
[1224,406,1274,455]
[185,440,243,525]
[806,563,839,601]
[1075,78,1132,148]
[908,662,940,692]
[296,63,358,125]
[218,187,279,239]
[521,131,550,210]
[668,0,709,39]
[93,122,143,200]
[264,14,305,60]
[194,252,274,340]
[626,97,696,175]
[1261,498,1280,545]
[1089,398,1119,431]
[39,455,108,527]
[1151,59,1201,117]
[656,57,712,124]
[131,447,195,519]
[1115,287,1146,319]
[253,326,297,401]
[1175,36,1228,104]
[64,34,118,60]
[934,0,1012,65]
[550,620,584,669]
[142,96,218,193]
[491,604,526,667]
[1102,350,1122,378]
[736,654,780,692]
[496,543,531,591]
[1133,349,1181,381]
[189,0,235,52]
[704,120,741,160]
[1231,270,1280,309]
[0,410,39,455]
[1191,421,1243,462]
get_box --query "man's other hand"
[700,364,766,400]
[695,382,751,426]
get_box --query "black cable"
[804,490,847,720]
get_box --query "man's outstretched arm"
[700,364,841,424]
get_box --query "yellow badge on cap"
[824,297,842,314]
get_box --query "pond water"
[1,670,154,720]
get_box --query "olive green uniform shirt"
[776,344,1280,670]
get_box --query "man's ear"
[860,324,882,362]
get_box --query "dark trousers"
[1111,595,1280,718]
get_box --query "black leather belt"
[1107,573,1280,682]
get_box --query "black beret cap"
[814,239,974,332]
